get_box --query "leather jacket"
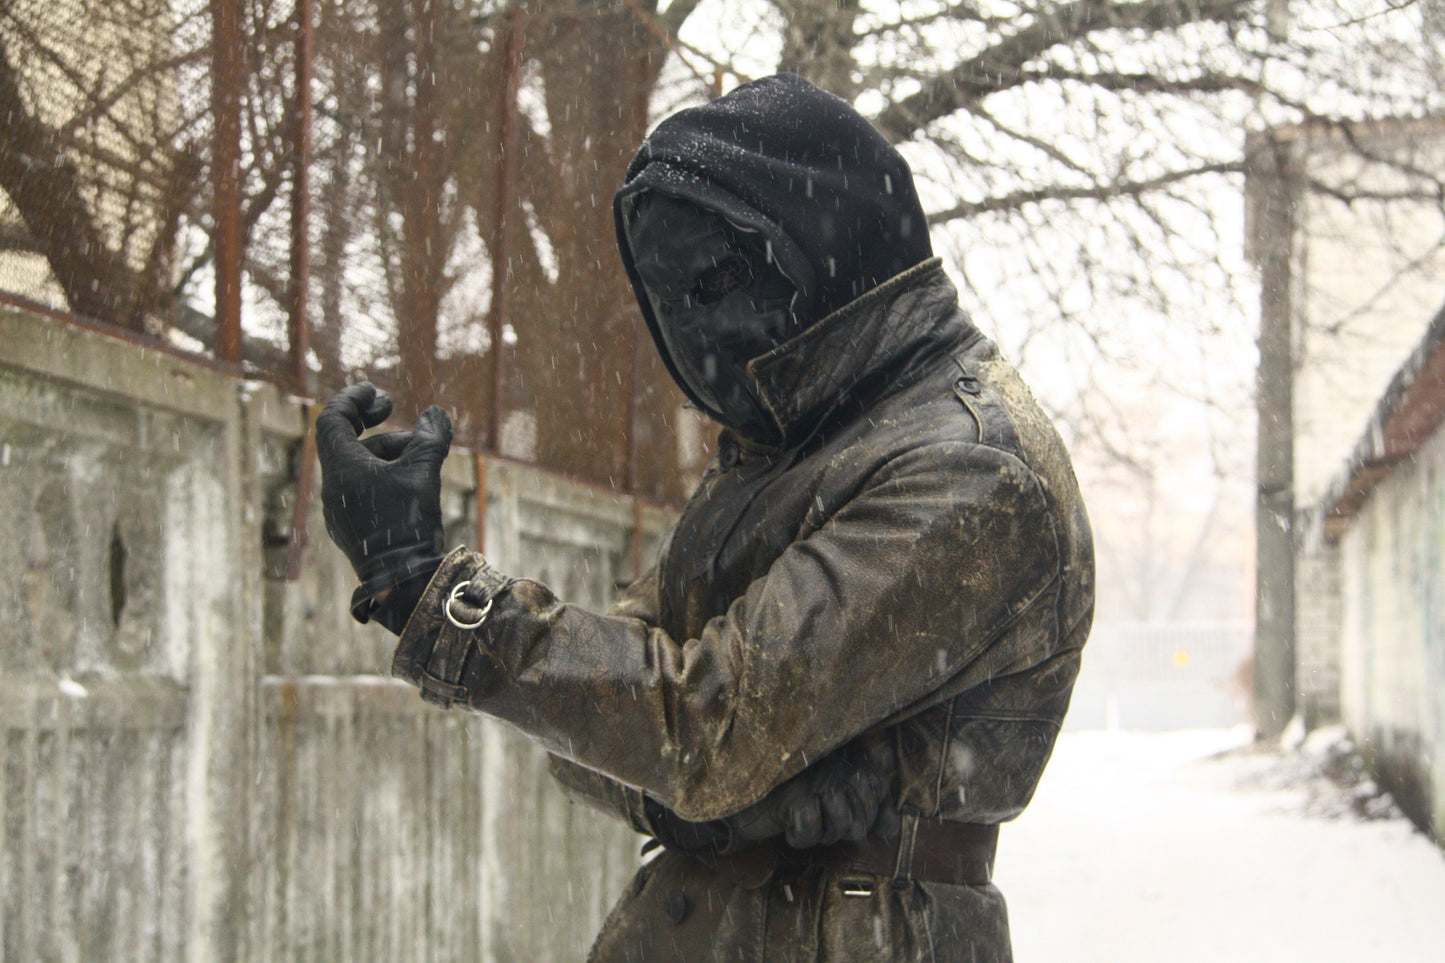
[392,260,1094,961]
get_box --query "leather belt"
[780,817,997,888]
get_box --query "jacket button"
[663,889,690,925]
[720,443,740,469]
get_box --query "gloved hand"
[316,383,453,626]
[646,741,898,853]
[730,742,900,849]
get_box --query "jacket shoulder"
[949,341,1081,503]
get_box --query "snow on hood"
[613,72,934,420]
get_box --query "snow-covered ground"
[997,728,1445,962]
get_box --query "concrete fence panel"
[0,309,663,961]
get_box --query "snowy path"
[996,730,1445,962]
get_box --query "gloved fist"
[730,743,899,849]
[317,383,453,623]
[646,741,898,854]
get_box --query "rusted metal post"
[212,0,244,363]
[283,410,319,582]
[623,17,659,580]
[394,0,443,420]
[626,311,647,578]
[474,452,489,555]
[289,0,315,398]
[475,5,522,555]
[487,5,524,453]
[632,497,646,580]
[283,0,317,582]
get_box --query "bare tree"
[0,0,210,330]
[5,0,1441,510]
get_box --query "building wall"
[1337,414,1445,843]
[1292,126,1445,507]
[1279,122,1445,726]
[0,308,667,961]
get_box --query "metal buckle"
[445,580,493,630]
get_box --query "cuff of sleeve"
[391,547,513,708]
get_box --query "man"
[318,73,1092,961]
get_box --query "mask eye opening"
[693,254,754,305]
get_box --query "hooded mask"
[614,72,933,443]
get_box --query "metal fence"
[1065,620,1255,731]
[0,0,712,510]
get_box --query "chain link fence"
[0,0,711,506]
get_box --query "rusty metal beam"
[284,408,319,581]
[212,0,244,363]
[282,0,318,582]
[632,497,646,580]
[487,6,525,453]
[474,452,490,555]
[288,0,315,398]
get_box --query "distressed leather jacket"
[391,260,1094,961]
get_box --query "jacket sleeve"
[393,442,1060,822]
[544,565,661,832]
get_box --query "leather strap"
[781,818,997,888]
[419,622,473,708]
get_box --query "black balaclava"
[614,72,933,441]
[622,192,799,440]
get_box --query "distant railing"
[1067,620,1254,731]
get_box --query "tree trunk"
[1248,131,1300,740]
[775,0,862,100]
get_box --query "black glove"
[731,743,900,849]
[317,383,453,628]
[646,742,898,853]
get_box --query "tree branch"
[0,36,148,325]
[1024,66,1266,98]
[854,1,1006,38]
[657,0,705,37]
[873,0,1252,141]
[926,160,1244,223]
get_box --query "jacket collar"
[745,258,973,446]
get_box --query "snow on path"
[996,729,1445,962]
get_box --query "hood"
[614,73,934,437]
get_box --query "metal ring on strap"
[445,580,493,630]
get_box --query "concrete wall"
[1337,414,1445,844]
[0,309,670,960]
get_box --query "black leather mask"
[624,193,799,442]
